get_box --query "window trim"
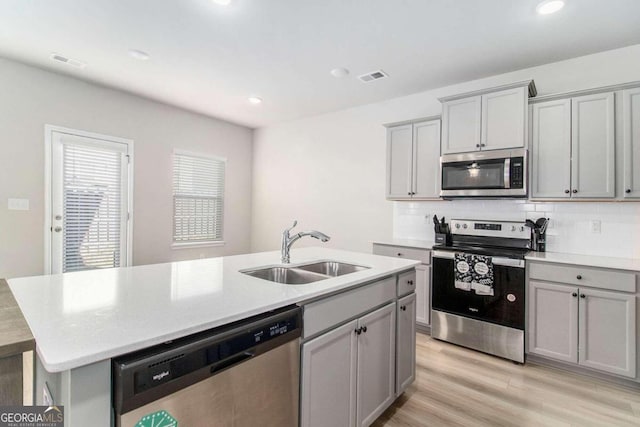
[171,149,226,248]
[44,125,134,274]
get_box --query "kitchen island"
[8,247,419,426]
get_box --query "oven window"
[442,159,505,190]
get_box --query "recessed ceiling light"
[248,96,263,105]
[330,67,350,78]
[536,0,565,15]
[212,0,232,5]
[128,49,150,61]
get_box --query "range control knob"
[520,226,525,232]
[455,223,461,229]
[511,226,516,232]
[462,223,468,229]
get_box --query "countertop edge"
[525,252,640,272]
[371,239,434,250]
[35,260,420,373]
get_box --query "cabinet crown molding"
[529,80,640,104]
[438,80,536,103]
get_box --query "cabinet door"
[441,96,482,154]
[481,87,527,151]
[386,124,413,199]
[578,288,636,378]
[301,320,358,427]
[412,119,441,199]
[415,264,431,326]
[571,92,615,198]
[531,99,572,198]
[356,303,396,427]
[396,293,416,396]
[623,88,640,198]
[528,281,578,363]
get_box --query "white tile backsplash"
[393,200,640,258]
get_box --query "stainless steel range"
[431,219,530,363]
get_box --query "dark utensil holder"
[435,233,451,245]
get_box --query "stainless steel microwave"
[440,148,527,198]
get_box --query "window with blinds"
[173,152,225,244]
[63,143,125,272]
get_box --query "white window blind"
[173,152,225,243]
[63,143,124,272]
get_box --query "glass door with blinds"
[49,129,132,274]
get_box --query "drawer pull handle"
[407,280,414,285]
[571,292,578,297]
[580,294,586,299]
[576,275,582,280]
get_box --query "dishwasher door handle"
[211,351,255,374]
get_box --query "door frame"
[44,125,134,274]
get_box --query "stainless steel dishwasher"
[112,305,301,427]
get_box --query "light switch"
[8,198,30,211]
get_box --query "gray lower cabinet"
[396,293,416,396]
[529,272,637,379]
[623,87,640,198]
[356,303,396,427]
[300,320,358,427]
[372,244,431,327]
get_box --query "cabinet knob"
[580,294,586,299]
[571,292,578,297]
[407,280,414,285]
[572,189,578,194]
[408,192,412,196]
[397,253,403,257]
[576,275,582,280]
[362,326,367,333]
[480,143,486,147]
[355,327,362,335]
[626,189,632,194]
[564,189,570,194]
[476,144,480,148]
[401,305,407,311]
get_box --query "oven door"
[440,149,526,197]
[431,251,525,330]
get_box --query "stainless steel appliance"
[113,306,301,427]
[440,148,527,198]
[431,219,529,363]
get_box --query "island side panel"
[35,356,112,427]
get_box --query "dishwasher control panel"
[112,305,302,415]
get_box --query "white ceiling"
[1,0,639,128]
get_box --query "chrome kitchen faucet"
[281,220,330,263]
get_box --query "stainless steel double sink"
[241,261,370,285]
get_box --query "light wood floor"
[374,333,640,427]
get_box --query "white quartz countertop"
[8,247,418,372]
[371,239,434,250]
[525,251,640,272]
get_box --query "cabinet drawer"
[303,277,396,339]
[397,270,416,297]
[529,262,636,293]
[373,244,430,265]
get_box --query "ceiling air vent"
[358,70,388,83]
[50,53,86,69]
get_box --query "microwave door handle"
[504,158,510,189]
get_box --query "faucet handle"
[284,220,298,235]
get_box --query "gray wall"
[0,57,253,279]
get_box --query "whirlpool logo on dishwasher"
[152,371,170,382]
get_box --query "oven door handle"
[432,250,525,268]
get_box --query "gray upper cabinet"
[531,99,572,198]
[386,118,441,200]
[531,92,615,199]
[481,86,527,151]
[571,92,615,198]
[441,96,481,154]
[440,81,532,155]
[623,87,640,198]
